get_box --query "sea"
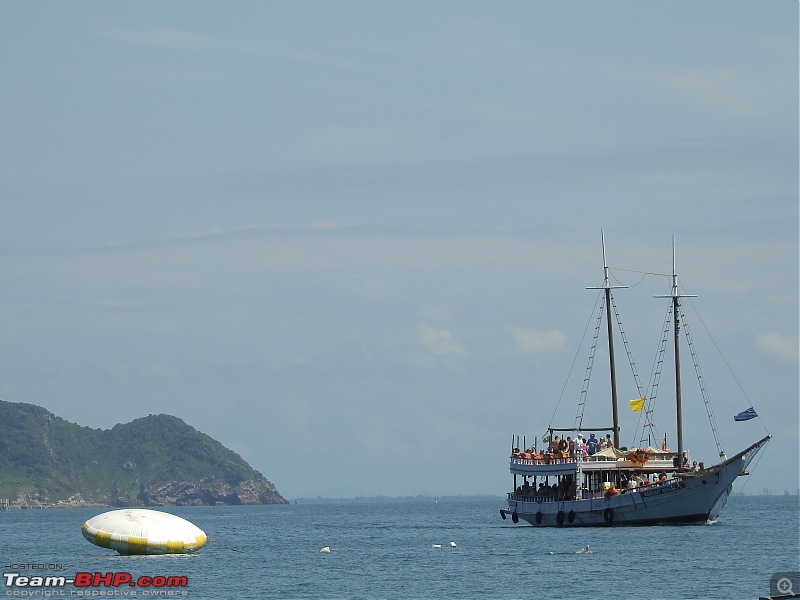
[1,495,798,600]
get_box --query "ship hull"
[500,435,769,527]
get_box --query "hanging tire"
[603,508,614,524]
[511,511,519,524]
[556,511,565,526]
[535,511,542,525]
[568,510,576,524]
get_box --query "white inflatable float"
[81,509,207,555]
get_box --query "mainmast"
[654,237,696,463]
[587,230,627,449]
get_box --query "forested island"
[0,400,286,508]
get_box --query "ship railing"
[507,492,576,503]
[510,452,578,466]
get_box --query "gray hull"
[501,435,769,527]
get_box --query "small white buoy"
[450,541,457,548]
[319,546,331,553]
[431,544,442,548]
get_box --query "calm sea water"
[1,495,798,600]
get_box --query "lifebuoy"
[603,508,614,523]
[556,511,565,526]
[500,509,506,520]
[568,510,576,524]
[535,511,542,525]
[511,511,519,524]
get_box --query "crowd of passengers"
[515,478,577,501]
[513,471,680,500]
[514,432,708,481]
[514,433,614,463]
[549,433,613,456]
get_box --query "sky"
[0,2,797,499]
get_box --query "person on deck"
[576,434,586,457]
[605,434,615,449]
[587,433,599,455]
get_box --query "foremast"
[654,237,696,465]
[586,229,627,448]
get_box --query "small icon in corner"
[769,572,800,598]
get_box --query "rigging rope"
[682,292,772,437]
[573,293,605,432]
[679,303,725,456]
[540,266,769,461]
[609,267,666,288]
[544,290,603,441]
[609,294,655,448]
[633,303,672,448]
[728,440,770,505]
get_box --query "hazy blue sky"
[1,2,796,499]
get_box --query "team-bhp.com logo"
[4,571,188,596]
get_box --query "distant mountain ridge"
[0,400,287,507]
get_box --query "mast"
[587,230,627,448]
[655,237,696,463]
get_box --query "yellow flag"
[629,396,646,412]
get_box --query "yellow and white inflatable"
[81,509,207,555]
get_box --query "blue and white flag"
[733,407,758,422]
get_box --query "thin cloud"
[105,28,370,71]
[85,223,348,254]
[756,332,798,362]
[309,126,405,155]
[104,28,217,49]
[418,324,468,359]
[510,327,567,355]
[628,65,788,118]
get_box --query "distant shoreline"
[287,492,800,504]
[289,494,503,504]
[1,492,796,509]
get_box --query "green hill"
[0,400,287,507]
